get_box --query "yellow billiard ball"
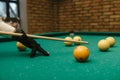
[106,36,115,47]
[73,36,82,45]
[98,39,110,51]
[16,42,27,51]
[64,37,73,46]
[73,46,90,62]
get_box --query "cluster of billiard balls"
[64,36,116,62]
[98,36,116,51]
[64,36,82,46]
[64,36,90,62]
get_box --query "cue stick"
[0,31,88,44]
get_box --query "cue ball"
[16,42,27,51]
[98,39,110,51]
[106,36,115,47]
[73,36,82,45]
[73,46,90,62]
[64,37,73,46]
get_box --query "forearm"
[0,21,16,32]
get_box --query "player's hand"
[30,44,49,58]
[20,34,50,57]
[12,30,49,58]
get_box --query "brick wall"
[27,0,54,33]
[27,0,120,33]
[58,0,120,32]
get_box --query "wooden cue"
[0,31,88,44]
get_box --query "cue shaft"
[0,31,88,44]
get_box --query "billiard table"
[0,32,120,80]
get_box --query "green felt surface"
[0,32,120,80]
[0,35,13,42]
